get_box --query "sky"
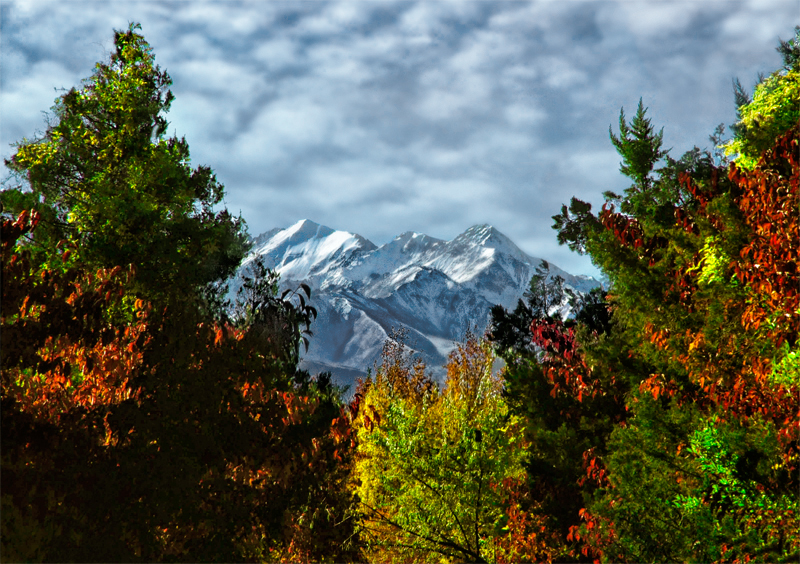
[1,1,797,277]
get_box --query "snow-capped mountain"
[233,220,601,389]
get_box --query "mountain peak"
[243,219,376,284]
[236,221,602,387]
[392,231,444,251]
[461,224,498,243]
[284,219,334,240]
[453,224,523,254]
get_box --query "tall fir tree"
[2,23,248,308]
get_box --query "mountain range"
[231,220,601,389]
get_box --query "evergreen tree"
[539,62,798,563]
[502,31,799,560]
[1,25,355,562]
[2,23,248,308]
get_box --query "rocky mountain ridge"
[233,220,601,388]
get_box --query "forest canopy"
[2,22,798,563]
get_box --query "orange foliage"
[491,476,564,564]
[676,127,800,456]
[371,327,437,406]
[730,128,799,347]
[543,126,799,561]
[2,211,149,426]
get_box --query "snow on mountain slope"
[346,231,446,281]
[242,219,376,287]
[232,220,602,389]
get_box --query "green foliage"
[723,69,800,169]
[552,197,601,255]
[491,274,631,560]
[524,260,575,319]
[2,207,358,562]
[671,417,798,563]
[234,257,317,371]
[3,23,248,306]
[777,26,800,71]
[5,20,799,564]
[533,32,800,563]
[355,333,529,563]
[1,25,353,563]
[685,235,731,286]
[770,343,800,387]
[1,208,350,561]
[609,99,667,194]
[489,260,583,360]
[596,399,708,562]
[723,27,800,169]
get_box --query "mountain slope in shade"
[232,219,601,389]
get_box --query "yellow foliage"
[352,329,536,563]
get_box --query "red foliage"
[544,126,799,561]
[599,203,669,265]
[3,209,359,560]
[530,317,611,405]
[674,127,800,462]
[729,129,800,348]
[491,476,562,563]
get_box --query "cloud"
[0,60,75,143]
[2,0,797,278]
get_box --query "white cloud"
[307,43,372,83]
[252,38,300,71]
[1,60,80,154]
[539,56,589,90]
[2,0,798,279]
[504,103,546,126]
[398,2,462,36]
[172,2,273,38]
[256,99,333,147]
[174,58,266,98]
[418,175,500,208]
[167,92,236,144]
[292,1,370,36]
[416,66,492,120]
[450,29,521,72]
[611,2,700,39]
[169,32,225,62]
